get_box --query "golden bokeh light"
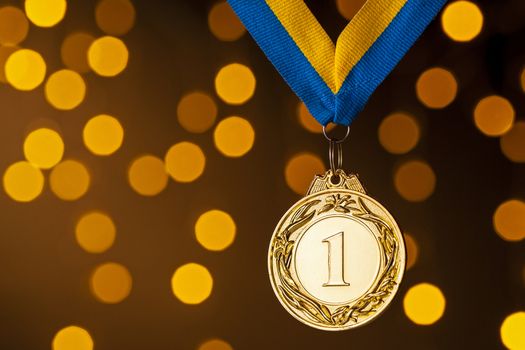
[195,210,236,251]
[128,155,168,196]
[208,1,245,42]
[83,114,124,156]
[493,199,525,242]
[88,36,129,77]
[165,142,205,183]
[213,116,255,157]
[521,68,525,93]
[0,45,18,83]
[75,212,116,254]
[199,339,233,350]
[473,95,515,137]
[378,112,420,154]
[285,153,325,195]
[500,121,525,163]
[5,48,46,91]
[95,0,136,36]
[404,233,419,270]
[177,92,218,133]
[23,128,64,169]
[403,283,446,325]
[297,102,335,134]
[394,160,436,202]
[45,69,86,110]
[25,0,66,28]
[171,263,213,305]
[0,6,29,46]
[297,102,320,133]
[441,1,483,42]
[52,326,93,350]
[501,312,525,349]
[49,160,90,201]
[61,32,95,73]
[416,67,457,109]
[3,161,44,202]
[335,0,367,20]
[90,262,132,304]
[215,63,256,105]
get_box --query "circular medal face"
[268,188,405,331]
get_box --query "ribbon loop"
[228,0,447,126]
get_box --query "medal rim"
[268,187,406,331]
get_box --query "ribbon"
[227,0,447,126]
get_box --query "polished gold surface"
[269,170,406,331]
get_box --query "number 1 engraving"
[322,231,350,287]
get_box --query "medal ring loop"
[322,125,350,144]
[329,141,343,175]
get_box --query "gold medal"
[269,128,406,331]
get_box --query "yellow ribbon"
[266,0,407,93]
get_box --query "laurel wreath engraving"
[272,194,400,326]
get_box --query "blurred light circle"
[171,263,213,305]
[441,1,483,42]
[285,153,325,195]
[5,48,46,91]
[199,339,233,350]
[416,67,457,109]
[75,212,116,253]
[0,45,18,83]
[521,67,525,93]
[0,6,29,46]
[378,112,420,154]
[90,262,132,304]
[23,128,64,169]
[50,159,90,201]
[493,199,525,242]
[95,0,135,36]
[61,32,95,73]
[500,122,525,163]
[297,102,320,133]
[52,326,93,350]
[500,312,525,350]
[195,210,236,251]
[213,116,255,157]
[3,161,44,202]
[128,155,168,196]
[208,1,245,41]
[473,95,515,137]
[215,63,256,105]
[88,36,129,77]
[25,0,66,27]
[297,102,335,134]
[177,92,217,133]
[403,283,446,325]
[45,69,86,110]
[394,160,436,202]
[404,233,419,270]
[83,114,124,156]
[335,0,367,20]
[165,142,205,183]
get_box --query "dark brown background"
[0,0,524,349]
